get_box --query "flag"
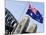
[26,8,43,23]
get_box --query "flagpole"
[18,2,30,22]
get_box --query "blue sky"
[6,0,44,32]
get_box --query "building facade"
[13,16,30,34]
[5,8,18,33]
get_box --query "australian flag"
[26,7,43,23]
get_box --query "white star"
[30,13,33,16]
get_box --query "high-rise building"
[5,8,18,33]
[13,16,30,34]
[26,23,37,33]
